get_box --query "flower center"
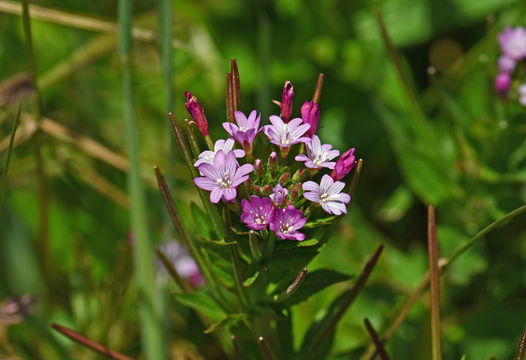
[320,192,329,202]
[216,175,232,189]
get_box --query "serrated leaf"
[203,313,247,334]
[172,292,226,322]
[278,269,353,307]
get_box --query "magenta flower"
[262,115,310,148]
[519,84,526,106]
[331,148,356,181]
[498,55,516,74]
[223,110,262,151]
[494,73,511,94]
[301,101,320,138]
[185,91,208,136]
[295,135,339,169]
[302,174,350,216]
[269,205,306,241]
[241,196,274,230]
[270,184,288,206]
[498,26,526,60]
[194,150,253,203]
[280,81,294,122]
[194,138,245,169]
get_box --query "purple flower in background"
[498,55,516,74]
[185,91,208,136]
[498,26,526,60]
[270,184,288,206]
[494,73,511,94]
[262,116,310,148]
[301,101,320,138]
[269,205,306,241]
[519,84,526,106]
[241,196,274,230]
[280,81,294,122]
[295,135,339,169]
[223,110,262,152]
[158,241,204,288]
[194,138,245,169]
[331,148,356,181]
[302,174,351,216]
[194,150,253,203]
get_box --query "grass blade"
[0,107,20,209]
[51,323,133,360]
[427,206,442,360]
[118,0,166,358]
[515,323,526,360]
[364,318,390,360]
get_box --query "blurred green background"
[1,0,526,358]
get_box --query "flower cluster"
[495,26,526,106]
[189,79,357,242]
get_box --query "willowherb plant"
[155,60,371,359]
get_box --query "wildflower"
[295,135,339,169]
[268,151,278,171]
[270,184,288,206]
[194,150,253,203]
[241,196,274,230]
[280,81,294,122]
[301,101,320,137]
[498,26,526,61]
[185,91,208,136]
[269,205,306,241]
[158,241,204,288]
[331,148,356,181]
[494,73,511,94]
[262,116,310,148]
[498,55,516,74]
[194,138,245,169]
[519,84,526,106]
[223,110,262,153]
[303,174,351,215]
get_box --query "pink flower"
[303,174,350,216]
[295,135,339,169]
[193,150,253,203]
[519,84,526,106]
[185,91,208,136]
[331,148,356,181]
[158,241,204,288]
[269,205,306,241]
[494,73,511,94]
[301,101,320,138]
[270,184,288,206]
[498,26,526,60]
[223,110,262,152]
[498,55,516,74]
[262,115,310,148]
[241,196,274,230]
[194,138,245,169]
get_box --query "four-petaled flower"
[302,174,350,215]
[270,184,288,206]
[194,138,245,169]
[498,26,526,61]
[223,110,262,152]
[193,150,253,203]
[295,135,339,169]
[241,196,274,230]
[262,115,310,148]
[269,205,306,241]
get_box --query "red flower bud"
[301,101,320,138]
[281,81,294,122]
[185,91,208,136]
[331,148,356,181]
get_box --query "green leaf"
[172,292,226,322]
[304,217,336,229]
[274,239,319,251]
[191,202,211,239]
[278,269,353,307]
[204,313,247,334]
[242,270,259,287]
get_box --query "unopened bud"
[255,159,264,177]
[280,81,294,122]
[494,73,511,94]
[292,168,306,182]
[279,172,290,186]
[290,183,302,200]
[301,101,320,138]
[268,152,278,172]
[262,184,273,195]
[331,148,356,181]
[185,91,208,136]
[253,185,261,194]
[245,177,254,193]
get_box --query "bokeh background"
[1,0,526,358]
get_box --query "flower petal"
[302,181,319,192]
[193,177,217,191]
[210,188,224,203]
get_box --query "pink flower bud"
[281,81,294,122]
[331,148,356,181]
[185,91,208,136]
[279,172,290,186]
[262,184,273,194]
[494,73,511,94]
[255,159,264,177]
[292,168,306,182]
[268,152,278,172]
[301,101,320,138]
